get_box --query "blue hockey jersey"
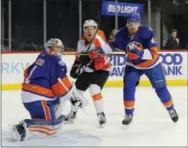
[22,52,72,103]
[112,25,160,69]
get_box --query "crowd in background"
[2,27,186,52]
[107,28,183,50]
[1,0,188,52]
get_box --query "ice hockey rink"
[2,87,187,146]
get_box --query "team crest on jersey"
[126,42,143,51]
[36,58,45,66]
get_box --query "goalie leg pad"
[23,100,56,120]
[11,115,65,141]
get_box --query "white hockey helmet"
[45,38,64,52]
[83,19,98,31]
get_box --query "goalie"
[65,20,113,126]
[10,38,87,141]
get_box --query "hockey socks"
[155,87,174,110]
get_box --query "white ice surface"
[2,87,187,146]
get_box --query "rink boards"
[1,51,188,90]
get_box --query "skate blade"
[121,121,133,128]
[63,120,75,124]
[98,122,106,128]
[121,124,130,129]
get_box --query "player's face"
[172,31,177,38]
[127,22,140,34]
[84,26,97,42]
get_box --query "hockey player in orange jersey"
[65,20,113,126]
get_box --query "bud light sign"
[109,53,184,77]
[101,1,143,16]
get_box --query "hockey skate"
[64,97,82,123]
[64,111,77,123]
[122,114,133,125]
[65,87,88,123]
[72,88,89,108]
[168,108,179,122]
[97,112,106,126]
[11,122,26,141]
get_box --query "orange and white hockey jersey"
[76,31,113,72]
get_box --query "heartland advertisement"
[1,53,74,84]
[109,55,126,79]
[159,53,183,76]
[108,52,188,80]
[1,51,188,90]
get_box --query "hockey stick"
[75,26,100,71]
[61,51,125,56]
[67,28,100,116]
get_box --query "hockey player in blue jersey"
[111,13,179,125]
[10,38,87,141]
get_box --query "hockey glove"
[79,52,91,66]
[88,48,105,59]
[79,52,95,69]
[127,44,144,59]
[70,61,82,79]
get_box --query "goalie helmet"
[83,19,98,31]
[45,38,64,57]
[45,38,64,51]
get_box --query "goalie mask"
[45,38,64,57]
